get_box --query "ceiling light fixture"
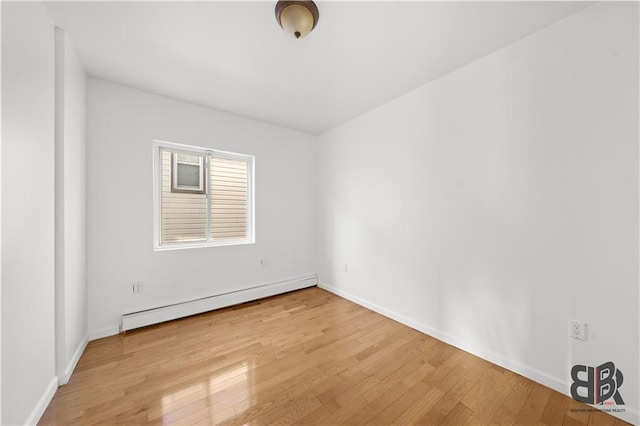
[275,1,319,39]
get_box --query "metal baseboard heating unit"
[121,274,317,332]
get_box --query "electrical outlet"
[569,320,588,341]
[260,258,267,266]
[132,281,144,294]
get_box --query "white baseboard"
[88,325,120,341]
[58,336,88,385]
[318,282,639,426]
[24,376,58,426]
[621,408,639,426]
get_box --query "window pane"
[176,163,201,188]
[210,157,248,239]
[161,149,207,243]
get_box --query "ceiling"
[45,1,592,135]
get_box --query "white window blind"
[154,141,254,250]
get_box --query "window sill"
[154,238,255,251]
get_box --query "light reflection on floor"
[159,359,254,423]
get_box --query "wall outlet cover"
[133,281,144,294]
[569,320,588,341]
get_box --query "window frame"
[152,139,255,251]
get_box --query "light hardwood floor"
[40,287,628,425]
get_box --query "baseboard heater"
[121,274,318,332]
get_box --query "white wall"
[318,3,638,423]
[1,2,58,424]
[54,27,88,386]
[1,2,4,421]
[0,2,3,421]
[87,79,317,336]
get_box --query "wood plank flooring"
[39,287,628,425]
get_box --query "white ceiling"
[45,1,591,134]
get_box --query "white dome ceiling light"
[275,1,319,39]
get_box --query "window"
[153,140,254,250]
[171,153,205,194]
